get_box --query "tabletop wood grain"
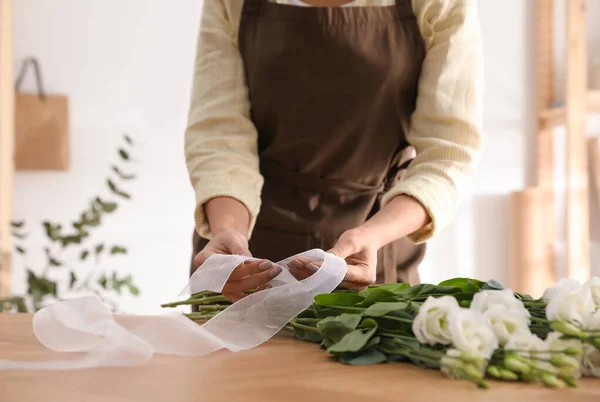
[1,313,599,402]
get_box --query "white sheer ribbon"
[0,249,346,370]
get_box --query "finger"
[328,238,360,260]
[256,283,273,292]
[229,243,252,258]
[336,280,369,291]
[342,264,375,287]
[193,250,210,268]
[223,292,246,302]
[222,266,282,294]
[228,259,274,280]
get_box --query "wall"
[10,0,600,314]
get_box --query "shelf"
[539,90,600,128]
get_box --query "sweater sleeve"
[184,0,263,240]
[381,0,484,243]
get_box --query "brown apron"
[191,0,426,287]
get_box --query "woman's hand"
[193,229,282,302]
[288,228,378,290]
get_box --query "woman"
[185,0,482,302]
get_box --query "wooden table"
[1,314,599,402]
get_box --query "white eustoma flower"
[545,331,583,378]
[448,309,499,360]
[412,296,459,345]
[581,344,600,377]
[504,330,547,358]
[582,277,600,306]
[546,288,595,327]
[482,305,531,345]
[542,278,581,302]
[471,289,530,321]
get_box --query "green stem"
[289,321,319,333]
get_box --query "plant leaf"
[481,279,505,291]
[95,244,105,255]
[327,324,378,355]
[118,148,130,161]
[98,275,108,289]
[11,220,25,228]
[112,165,136,180]
[293,327,323,343]
[128,285,140,296]
[314,292,365,307]
[437,278,484,293]
[107,179,131,199]
[338,348,387,365]
[69,272,78,288]
[357,288,396,307]
[124,134,133,145]
[110,245,127,255]
[80,250,89,261]
[316,313,363,343]
[12,232,27,239]
[364,302,409,317]
[16,246,26,254]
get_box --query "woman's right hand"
[192,229,282,302]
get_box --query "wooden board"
[590,137,600,212]
[1,314,600,402]
[508,188,554,298]
[0,0,14,298]
[565,0,590,282]
[535,0,556,286]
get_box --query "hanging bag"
[14,57,69,170]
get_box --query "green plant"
[0,134,140,313]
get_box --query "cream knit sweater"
[185,0,483,243]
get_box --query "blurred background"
[1,0,599,315]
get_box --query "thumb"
[229,242,252,258]
[328,237,358,259]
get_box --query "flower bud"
[499,368,519,381]
[551,354,580,369]
[504,355,531,374]
[589,336,600,349]
[551,321,583,337]
[540,373,565,388]
[460,351,484,364]
[463,363,485,380]
[487,366,501,377]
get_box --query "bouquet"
[162,276,600,389]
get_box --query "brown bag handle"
[15,57,46,100]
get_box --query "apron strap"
[395,0,415,19]
[242,0,264,15]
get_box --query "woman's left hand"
[287,228,378,289]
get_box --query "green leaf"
[370,282,411,295]
[60,234,86,247]
[112,165,136,180]
[11,220,25,228]
[357,288,396,307]
[16,246,26,254]
[118,148,130,161]
[316,313,363,343]
[128,285,140,296]
[98,275,108,289]
[95,244,105,255]
[107,179,131,199]
[96,197,119,212]
[481,279,505,291]
[338,348,388,365]
[293,327,323,343]
[43,221,61,241]
[80,250,89,261]
[110,245,127,255]
[27,270,57,299]
[49,257,62,267]
[327,323,378,355]
[364,302,409,317]
[69,272,77,288]
[314,292,365,307]
[437,278,484,293]
[124,134,133,145]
